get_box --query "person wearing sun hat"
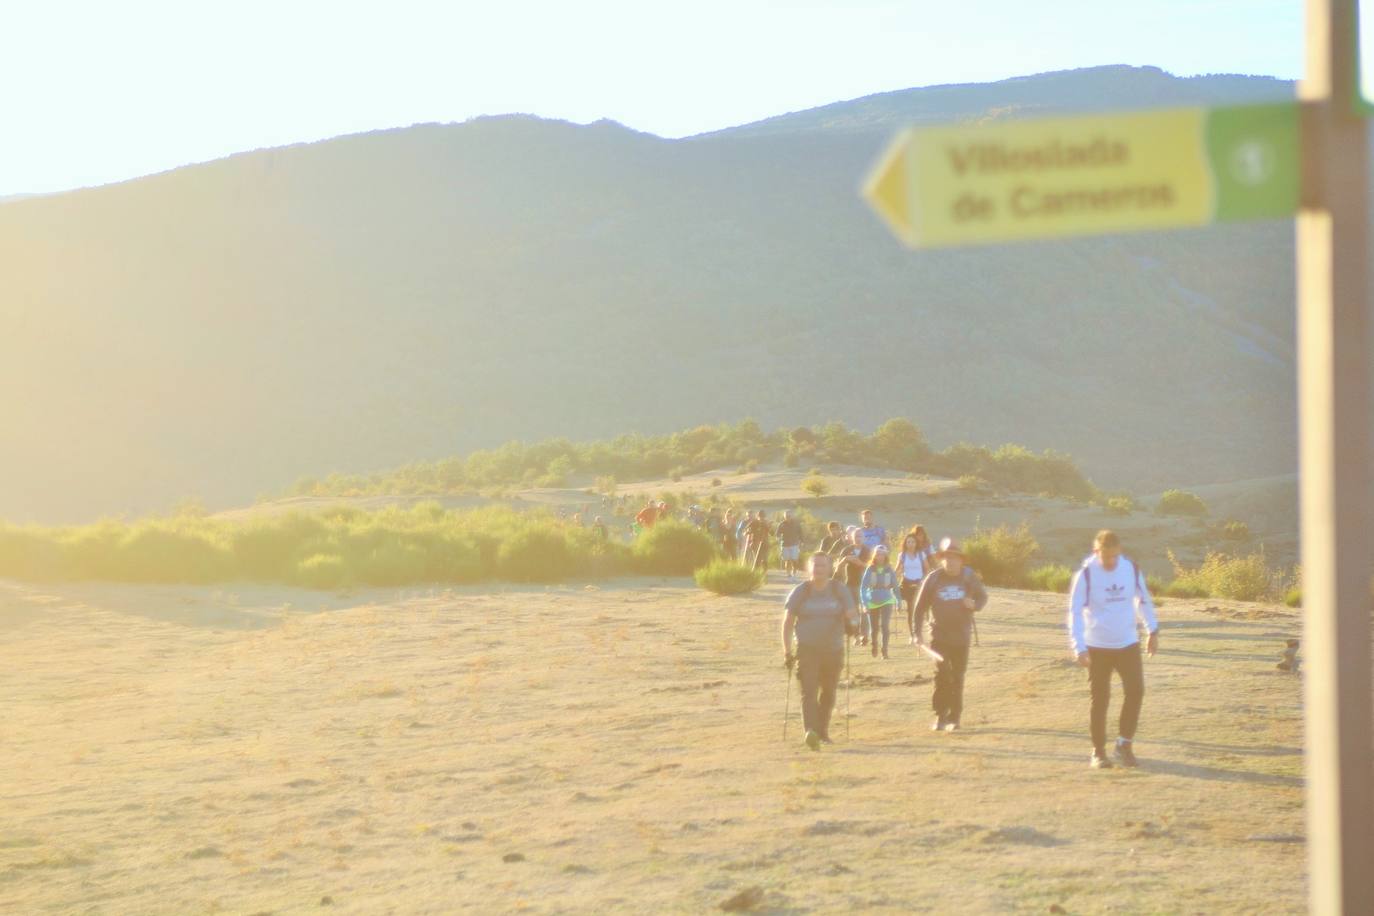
[859,544,900,659]
[913,536,988,732]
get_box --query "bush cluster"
[963,523,1040,588]
[0,504,639,589]
[1158,489,1208,517]
[694,560,765,595]
[1027,564,1073,593]
[288,418,1098,503]
[631,521,718,576]
[1167,549,1286,602]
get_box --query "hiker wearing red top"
[635,500,659,531]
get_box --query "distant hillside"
[0,65,1302,522]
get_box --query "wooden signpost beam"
[1298,1,1374,912]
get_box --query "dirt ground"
[0,571,1313,914]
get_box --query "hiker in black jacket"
[913,537,988,732]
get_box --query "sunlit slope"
[0,65,1298,521]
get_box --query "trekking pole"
[844,641,851,741]
[972,616,981,647]
[783,660,793,741]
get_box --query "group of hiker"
[782,520,1158,770]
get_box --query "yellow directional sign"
[863,103,1299,248]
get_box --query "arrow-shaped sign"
[863,102,1300,248]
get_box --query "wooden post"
[1298,1,1374,912]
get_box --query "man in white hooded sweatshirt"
[1067,529,1159,769]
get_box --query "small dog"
[1276,639,1300,674]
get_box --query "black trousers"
[930,640,970,723]
[796,645,843,739]
[900,580,920,635]
[1088,644,1145,751]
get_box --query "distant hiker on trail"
[745,510,771,573]
[1067,529,1158,769]
[914,537,988,732]
[782,552,860,750]
[592,516,609,540]
[818,521,847,558]
[735,511,752,562]
[635,500,659,532]
[857,509,889,550]
[897,527,936,645]
[721,508,740,558]
[860,545,899,659]
[833,529,871,647]
[775,510,804,580]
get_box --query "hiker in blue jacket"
[860,545,900,659]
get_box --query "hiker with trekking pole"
[781,552,861,750]
[833,528,871,647]
[1067,529,1158,769]
[913,537,988,732]
[745,509,771,574]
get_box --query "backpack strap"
[1125,555,1144,592]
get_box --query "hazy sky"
[4,0,1302,195]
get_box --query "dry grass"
[0,576,1314,913]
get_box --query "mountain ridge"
[0,65,1304,522]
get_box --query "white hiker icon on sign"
[1230,140,1275,186]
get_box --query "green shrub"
[743,458,760,472]
[669,466,686,482]
[496,525,578,583]
[710,478,722,488]
[1163,579,1210,599]
[1168,550,1278,602]
[1158,489,1208,517]
[1214,519,1251,541]
[964,523,1039,588]
[358,540,430,586]
[1105,495,1135,516]
[957,475,990,493]
[694,559,765,595]
[632,521,717,576]
[801,476,829,497]
[296,553,348,589]
[1027,564,1073,593]
[1284,587,1302,608]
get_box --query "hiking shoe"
[1114,742,1139,768]
[804,730,822,751]
[1090,750,1114,770]
[881,650,890,660]
[943,721,960,732]
[819,735,834,745]
[932,717,947,732]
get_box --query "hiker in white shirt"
[1067,529,1159,769]
[896,527,935,645]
